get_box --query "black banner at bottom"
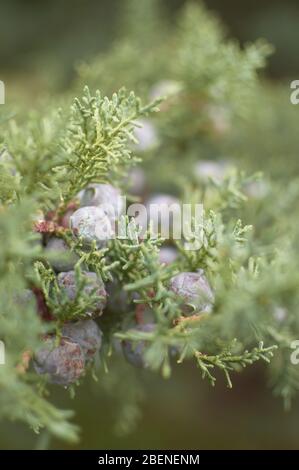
[0,449,295,466]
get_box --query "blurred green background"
[1,0,299,450]
[2,0,299,88]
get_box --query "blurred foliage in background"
[1,0,299,86]
[1,0,299,450]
